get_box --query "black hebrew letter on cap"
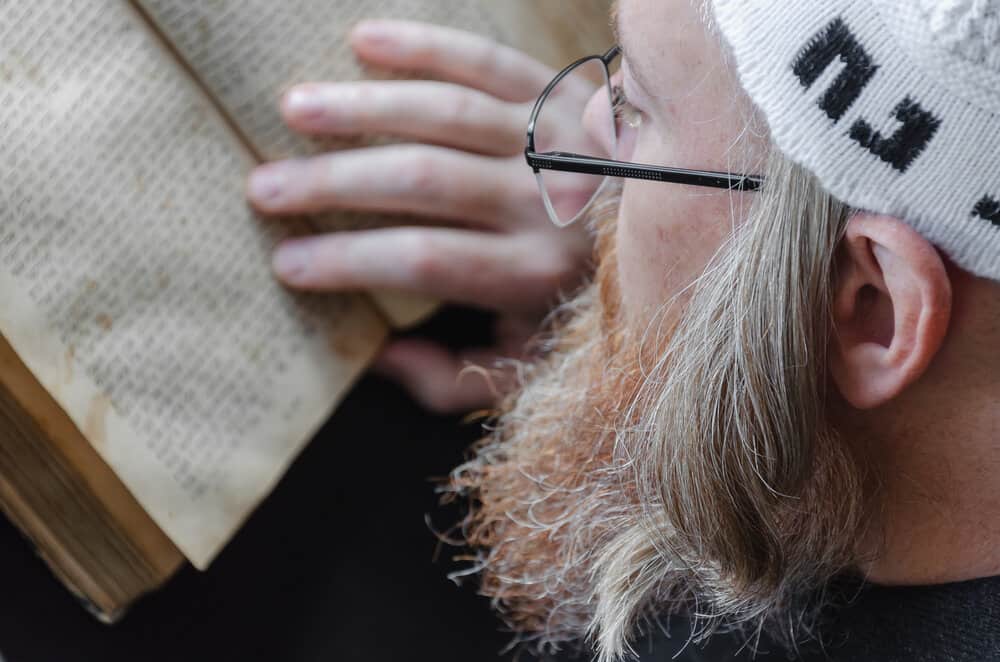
[793,17,879,122]
[849,97,941,173]
[973,195,1000,227]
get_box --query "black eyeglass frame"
[525,46,764,193]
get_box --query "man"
[247,0,1000,659]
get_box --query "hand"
[247,20,596,413]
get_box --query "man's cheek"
[616,185,725,321]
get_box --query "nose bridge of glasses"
[601,45,621,66]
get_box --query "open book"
[0,1,611,622]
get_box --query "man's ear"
[830,213,952,409]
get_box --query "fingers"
[281,81,526,156]
[247,144,529,228]
[350,20,555,103]
[374,338,514,414]
[271,227,575,313]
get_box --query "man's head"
[448,0,1000,659]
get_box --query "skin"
[248,0,1000,589]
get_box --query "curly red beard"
[445,189,666,650]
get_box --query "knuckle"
[446,89,476,126]
[469,43,502,82]
[309,156,343,200]
[396,149,441,195]
[349,83,378,123]
[403,233,446,285]
[469,39,508,80]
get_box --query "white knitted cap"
[712,0,1000,281]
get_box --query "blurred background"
[0,308,521,662]
[0,2,615,658]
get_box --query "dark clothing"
[611,576,1000,661]
[531,575,1000,662]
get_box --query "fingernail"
[284,87,327,120]
[273,240,312,281]
[249,166,284,203]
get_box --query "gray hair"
[591,149,872,660]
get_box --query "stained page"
[0,1,386,568]
[136,0,613,327]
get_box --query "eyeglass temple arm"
[525,149,764,192]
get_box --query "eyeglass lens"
[534,57,617,227]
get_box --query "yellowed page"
[0,1,386,568]
[136,0,613,327]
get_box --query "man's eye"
[611,85,643,130]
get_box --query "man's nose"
[581,86,615,159]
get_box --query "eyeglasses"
[525,46,764,227]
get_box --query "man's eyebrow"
[610,0,621,42]
[611,4,658,100]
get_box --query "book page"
[135,0,613,327]
[0,1,386,568]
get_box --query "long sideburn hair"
[592,150,874,660]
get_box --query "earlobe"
[829,213,952,409]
